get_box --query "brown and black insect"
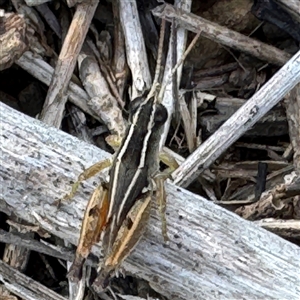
[64,18,200,291]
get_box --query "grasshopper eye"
[154,104,168,127]
[128,96,145,122]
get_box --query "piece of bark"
[39,0,99,128]
[229,164,294,202]
[235,172,299,220]
[213,160,293,203]
[0,12,28,71]
[214,161,290,179]
[194,74,229,89]
[171,50,300,188]
[66,104,94,144]
[85,32,126,109]
[193,62,239,79]
[235,142,286,152]
[178,89,196,152]
[1,102,300,299]
[152,3,292,66]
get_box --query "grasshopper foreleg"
[153,173,169,242]
[63,158,112,201]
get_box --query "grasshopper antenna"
[147,18,166,100]
[158,30,201,102]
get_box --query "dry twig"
[39,0,99,128]
[152,3,292,66]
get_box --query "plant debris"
[0,0,299,299]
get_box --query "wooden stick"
[152,3,292,66]
[119,0,151,99]
[16,51,100,121]
[172,50,300,188]
[1,102,299,299]
[159,0,192,148]
[39,1,99,127]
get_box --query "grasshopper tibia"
[68,184,109,281]
[153,174,169,241]
[68,254,84,281]
[152,151,179,241]
[92,192,152,291]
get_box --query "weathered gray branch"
[39,0,99,127]
[1,102,300,300]
[119,0,151,99]
[152,3,292,66]
[172,49,300,188]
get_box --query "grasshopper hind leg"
[68,183,109,282]
[92,192,152,291]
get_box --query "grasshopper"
[65,18,200,291]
